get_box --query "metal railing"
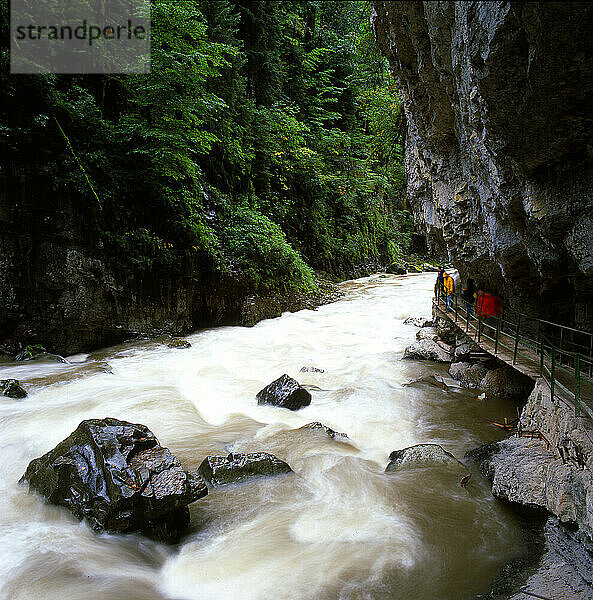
[434,286,593,419]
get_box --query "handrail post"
[466,302,470,332]
[559,328,564,366]
[477,310,482,343]
[454,294,458,322]
[540,337,544,376]
[575,353,581,418]
[551,346,556,402]
[589,336,592,378]
[513,314,521,365]
[495,315,501,354]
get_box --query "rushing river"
[0,273,526,600]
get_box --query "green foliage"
[1,0,410,294]
[221,206,316,292]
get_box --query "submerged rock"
[301,422,348,440]
[256,374,312,410]
[20,418,207,543]
[167,338,191,349]
[197,452,292,487]
[402,339,452,363]
[1,379,27,399]
[300,366,325,373]
[386,444,468,475]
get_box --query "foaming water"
[0,274,524,600]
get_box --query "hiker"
[477,290,503,326]
[462,278,477,315]
[435,268,445,297]
[443,271,455,310]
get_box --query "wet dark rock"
[20,418,207,543]
[167,338,191,349]
[15,345,67,363]
[453,335,482,362]
[386,263,406,275]
[386,443,468,475]
[15,345,49,361]
[300,366,324,373]
[480,366,535,401]
[448,361,489,389]
[0,379,27,399]
[435,317,457,345]
[256,374,312,410]
[301,422,348,440]
[402,339,452,363]
[403,316,433,328]
[464,441,501,473]
[197,452,292,487]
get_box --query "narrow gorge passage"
[1,274,526,600]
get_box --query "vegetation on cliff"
[1,0,409,294]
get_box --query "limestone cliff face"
[372,1,593,327]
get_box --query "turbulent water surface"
[0,273,525,600]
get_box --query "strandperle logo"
[10,0,151,74]
[14,19,148,47]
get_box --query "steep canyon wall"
[372,1,593,328]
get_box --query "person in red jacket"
[477,290,502,321]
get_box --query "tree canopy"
[1,0,409,293]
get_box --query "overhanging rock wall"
[372,1,593,327]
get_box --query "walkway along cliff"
[432,286,593,545]
[372,0,593,580]
[372,1,593,330]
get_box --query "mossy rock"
[167,339,191,349]
[1,379,27,399]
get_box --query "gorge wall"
[0,167,339,356]
[0,167,244,355]
[372,1,593,328]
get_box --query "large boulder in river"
[1,379,27,399]
[402,339,452,362]
[197,452,292,487]
[256,374,311,410]
[386,444,468,475]
[20,418,207,543]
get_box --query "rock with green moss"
[167,338,191,349]
[1,379,27,399]
[15,345,67,363]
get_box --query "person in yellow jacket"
[443,271,455,310]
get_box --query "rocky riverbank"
[405,309,593,598]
